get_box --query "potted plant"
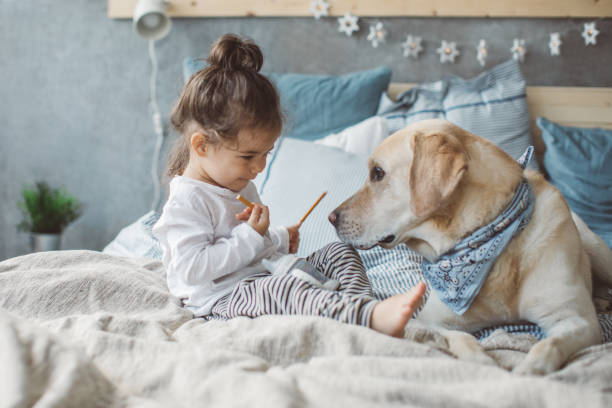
[17,181,83,252]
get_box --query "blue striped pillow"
[377,59,538,170]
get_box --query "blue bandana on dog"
[421,146,535,315]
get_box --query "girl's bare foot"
[371,282,427,337]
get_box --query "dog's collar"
[421,146,535,315]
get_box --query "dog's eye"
[370,166,385,182]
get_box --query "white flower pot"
[30,233,61,252]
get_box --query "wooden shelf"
[109,0,612,19]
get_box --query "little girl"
[153,33,426,338]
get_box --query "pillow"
[103,211,162,259]
[537,117,612,249]
[258,137,369,257]
[358,244,425,301]
[183,58,392,141]
[314,115,389,156]
[377,59,538,169]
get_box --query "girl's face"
[189,127,279,192]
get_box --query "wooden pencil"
[299,192,327,226]
[236,194,254,209]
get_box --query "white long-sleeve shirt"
[153,176,289,317]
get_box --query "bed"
[2,59,612,407]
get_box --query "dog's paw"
[512,358,557,376]
[444,331,498,367]
[512,339,563,376]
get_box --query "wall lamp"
[133,0,171,40]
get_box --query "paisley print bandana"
[421,146,535,315]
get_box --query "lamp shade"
[133,0,171,40]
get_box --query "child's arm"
[286,224,300,254]
[237,205,291,254]
[158,203,268,284]
[238,189,323,255]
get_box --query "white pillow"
[103,211,162,259]
[259,138,368,257]
[314,116,388,156]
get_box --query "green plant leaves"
[17,182,83,234]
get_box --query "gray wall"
[1,1,611,260]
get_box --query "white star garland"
[337,12,359,37]
[511,39,527,62]
[316,7,604,65]
[436,40,459,64]
[309,0,329,20]
[549,33,562,56]
[582,22,599,45]
[401,35,423,58]
[476,39,487,66]
[367,22,388,48]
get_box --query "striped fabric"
[359,244,612,342]
[359,244,426,302]
[377,59,538,170]
[209,243,376,327]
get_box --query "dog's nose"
[328,211,339,226]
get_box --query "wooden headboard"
[388,84,612,163]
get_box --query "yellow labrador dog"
[330,118,612,375]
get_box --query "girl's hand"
[247,204,270,236]
[235,206,252,222]
[287,224,300,254]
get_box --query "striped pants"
[209,242,378,327]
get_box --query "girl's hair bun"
[207,34,263,72]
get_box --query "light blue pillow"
[258,137,368,257]
[183,58,392,141]
[537,117,612,249]
[103,211,162,259]
[377,59,538,169]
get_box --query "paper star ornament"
[402,35,423,58]
[511,39,527,62]
[367,22,388,48]
[309,0,330,20]
[337,13,359,37]
[549,33,562,56]
[582,22,599,45]
[436,40,459,64]
[476,39,487,67]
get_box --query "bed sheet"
[1,250,612,407]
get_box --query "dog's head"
[329,119,471,251]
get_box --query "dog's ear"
[409,132,468,217]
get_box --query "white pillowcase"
[259,138,368,257]
[314,116,389,156]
